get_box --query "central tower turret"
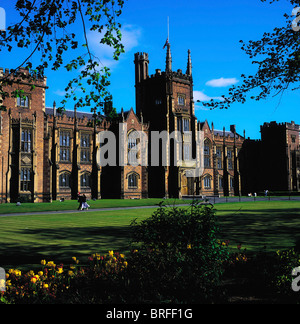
[134,46,198,198]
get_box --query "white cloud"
[53,89,66,97]
[87,24,142,69]
[120,24,142,51]
[206,77,239,88]
[194,90,225,102]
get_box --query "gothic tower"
[134,45,198,198]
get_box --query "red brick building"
[0,46,298,203]
[134,45,245,198]
[0,68,47,203]
[0,68,148,202]
[199,121,245,197]
[134,46,200,198]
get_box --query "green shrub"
[127,202,229,303]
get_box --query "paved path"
[202,196,300,204]
[0,196,299,217]
[0,204,190,218]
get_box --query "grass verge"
[0,200,299,269]
[0,198,188,214]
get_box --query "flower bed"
[2,246,300,304]
[1,251,128,304]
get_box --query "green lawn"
[0,200,299,270]
[0,198,188,214]
[0,208,156,270]
[216,200,300,252]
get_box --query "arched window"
[21,129,32,153]
[80,133,91,163]
[60,131,71,162]
[128,173,138,189]
[20,168,31,192]
[128,130,140,165]
[204,139,211,168]
[203,175,212,189]
[81,173,91,188]
[59,172,70,188]
[230,177,235,190]
[17,96,29,108]
[219,176,223,189]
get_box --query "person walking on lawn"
[77,193,83,210]
[81,194,90,210]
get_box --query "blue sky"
[0,0,298,139]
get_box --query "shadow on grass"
[217,208,300,251]
[2,205,300,269]
[0,226,133,270]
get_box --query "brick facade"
[0,46,299,203]
[0,68,47,203]
[200,121,244,197]
[0,69,149,202]
[134,45,245,198]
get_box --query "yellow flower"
[68,271,74,277]
[10,269,21,277]
[120,254,125,259]
[109,251,114,257]
[47,261,56,268]
[6,280,11,286]
[43,283,49,289]
[72,257,77,262]
[31,277,37,284]
[123,261,128,268]
[57,267,63,274]
[38,271,43,277]
[41,260,46,266]
[187,244,192,249]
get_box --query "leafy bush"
[127,202,229,303]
